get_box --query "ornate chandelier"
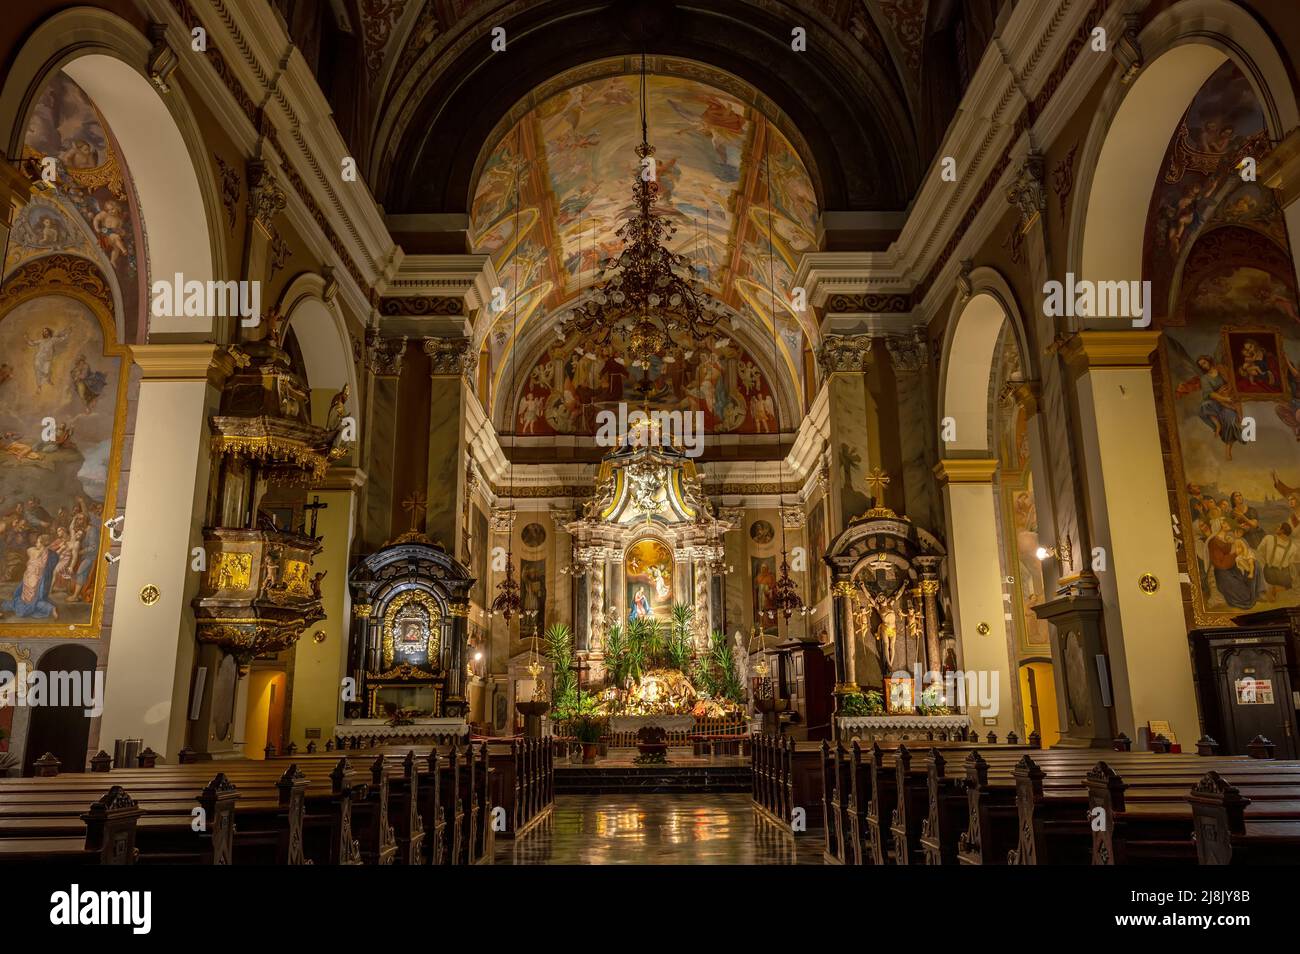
[492,558,522,620]
[770,553,804,622]
[558,58,726,368]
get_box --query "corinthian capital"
[816,334,874,375]
[1006,153,1046,231]
[365,330,407,376]
[423,336,477,379]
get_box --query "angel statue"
[858,583,906,669]
[326,383,350,431]
[1168,337,1242,460]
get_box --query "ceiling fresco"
[469,71,820,423]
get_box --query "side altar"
[823,483,968,741]
[342,530,475,739]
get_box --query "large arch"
[277,271,361,423]
[1068,0,1300,291]
[936,268,1035,455]
[21,644,99,777]
[0,8,225,339]
[933,267,1039,740]
[1060,0,1300,748]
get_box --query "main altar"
[563,435,731,653]
[522,429,749,741]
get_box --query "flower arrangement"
[840,690,885,717]
[917,685,952,716]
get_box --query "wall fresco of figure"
[0,288,123,633]
[1145,62,1300,622]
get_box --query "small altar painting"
[626,538,672,620]
[885,675,914,714]
[521,558,546,628]
[381,592,440,670]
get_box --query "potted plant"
[572,712,608,764]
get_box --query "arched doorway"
[21,643,98,776]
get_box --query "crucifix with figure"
[301,495,328,539]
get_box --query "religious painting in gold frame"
[0,256,129,638]
[625,537,673,621]
[378,590,442,671]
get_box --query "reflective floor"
[495,794,826,865]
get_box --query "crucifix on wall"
[301,495,328,539]
[402,491,428,534]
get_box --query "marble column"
[829,578,858,694]
[816,335,891,532]
[693,557,711,645]
[588,556,606,653]
[361,332,405,550]
[934,459,1017,738]
[1062,331,1198,748]
[916,556,943,678]
[424,337,475,550]
[99,345,230,761]
[445,601,470,716]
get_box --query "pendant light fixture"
[492,133,523,623]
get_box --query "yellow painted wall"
[287,486,356,748]
[1018,662,1060,748]
[941,480,1016,737]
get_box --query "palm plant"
[624,616,649,683]
[693,629,745,704]
[544,622,575,709]
[667,602,696,672]
[603,621,630,688]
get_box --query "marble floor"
[494,794,826,865]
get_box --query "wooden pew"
[1082,761,1300,864]
[0,786,145,865]
[1,761,346,864]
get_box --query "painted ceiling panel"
[470,71,819,416]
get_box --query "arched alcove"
[21,643,98,776]
[0,9,223,339]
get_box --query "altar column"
[445,600,470,717]
[934,459,1016,737]
[587,554,606,652]
[916,556,944,679]
[692,556,711,644]
[829,577,858,739]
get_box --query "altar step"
[554,762,752,795]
